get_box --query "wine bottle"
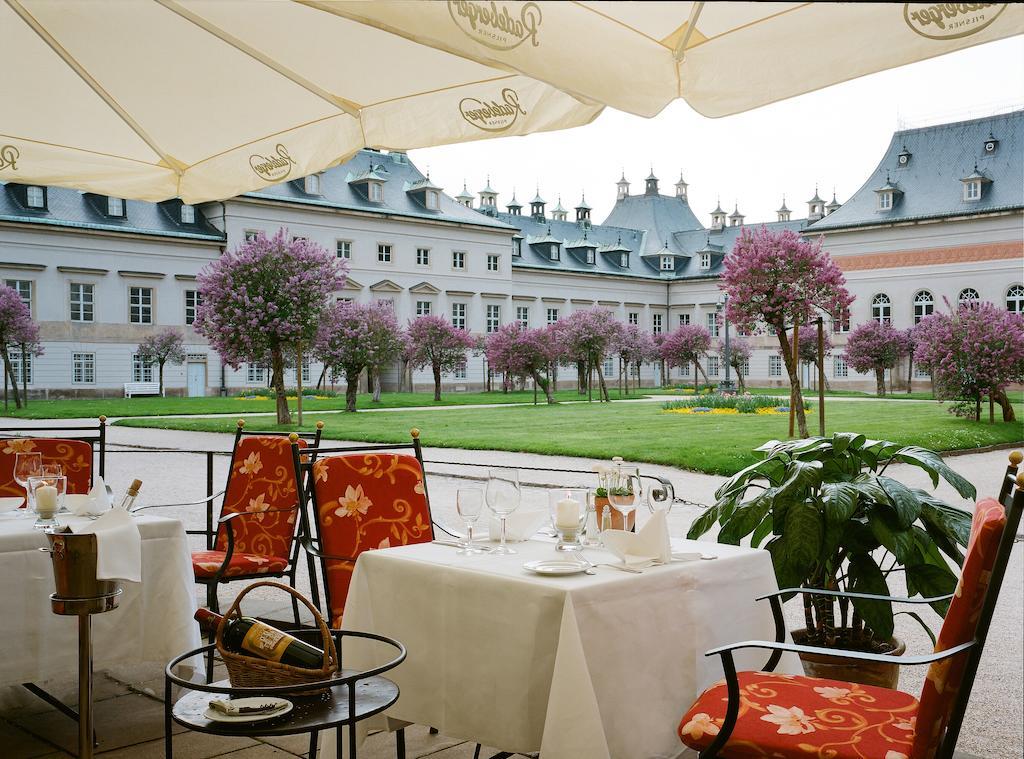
[194,609,325,670]
[118,479,143,511]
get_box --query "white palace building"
[0,110,1021,397]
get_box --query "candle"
[35,485,59,518]
[555,496,580,529]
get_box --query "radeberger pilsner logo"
[448,0,541,50]
[459,88,527,132]
[904,3,1006,39]
[249,144,296,181]
[0,145,19,172]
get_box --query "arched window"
[958,288,980,308]
[913,290,934,324]
[872,293,892,324]
[1007,284,1024,314]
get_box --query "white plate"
[523,559,589,576]
[0,496,24,512]
[203,697,293,723]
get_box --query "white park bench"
[124,381,162,398]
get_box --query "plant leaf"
[750,514,774,548]
[822,482,859,524]
[781,500,823,575]
[847,554,894,639]
[878,476,923,528]
[895,610,937,647]
[920,500,972,549]
[832,432,866,454]
[840,520,882,556]
[687,504,723,540]
[719,494,773,545]
[766,536,803,598]
[869,512,917,564]
[850,473,892,506]
[889,446,977,500]
[775,460,824,502]
[905,563,958,616]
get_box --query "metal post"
[817,318,825,436]
[296,340,304,427]
[78,614,94,759]
[206,451,215,550]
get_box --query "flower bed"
[663,394,809,415]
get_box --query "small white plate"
[0,496,24,512]
[203,697,293,723]
[523,559,588,576]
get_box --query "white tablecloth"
[340,538,801,759]
[0,511,200,688]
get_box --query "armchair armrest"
[758,587,955,605]
[705,638,976,666]
[131,489,226,512]
[201,509,296,581]
[298,533,360,564]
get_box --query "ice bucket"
[43,531,120,600]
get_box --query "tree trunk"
[693,360,710,387]
[975,394,981,423]
[532,369,555,404]
[874,368,886,397]
[596,359,610,402]
[316,366,327,391]
[372,368,382,402]
[735,364,746,393]
[432,363,442,402]
[158,359,166,396]
[344,369,359,412]
[906,355,914,394]
[19,342,28,406]
[270,346,291,424]
[3,347,22,409]
[993,388,1017,422]
[295,341,304,426]
[776,326,808,437]
[577,360,587,395]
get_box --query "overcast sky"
[412,37,1024,226]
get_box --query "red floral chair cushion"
[679,671,919,759]
[911,498,1006,757]
[210,435,306,564]
[0,438,93,500]
[192,550,289,578]
[312,453,433,626]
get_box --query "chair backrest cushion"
[912,498,1006,757]
[0,438,93,496]
[312,453,433,626]
[215,435,306,561]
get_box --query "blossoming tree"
[722,227,853,436]
[136,328,186,396]
[842,321,905,397]
[716,337,752,393]
[195,229,347,424]
[0,284,42,409]
[660,324,711,391]
[617,324,657,395]
[914,302,1024,422]
[554,308,623,402]
[405,315,476,402]
[485,323,560,403]
[314,301,404,412]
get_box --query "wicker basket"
[216,581,338,694]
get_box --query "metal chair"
[678,451,1024,759]
[0,417,108,496]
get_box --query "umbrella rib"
[673,2,705,61]
[4,0,184,174]
[155,0,364,119]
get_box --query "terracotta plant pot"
[593,496,636,531]
[791,629,906,689]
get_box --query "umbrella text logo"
[904,3,1006,39]
[0,145,19,172]
[460,88,527,132]
[250,144,296,182]
[449,1,541,50]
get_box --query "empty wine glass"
[485,469,520,555]
[608,466,642,532]
[456,488,484,555]
[14,452,42,510]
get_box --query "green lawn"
[115,400,1024,476]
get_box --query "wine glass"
[14,452,42,509]
[485,469,520,555]
[455,489,484,555]
[29,474,65,530]
[608,466,642,533]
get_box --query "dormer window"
[549,244,560,262]
[700,252,711,270]
[426,190,439,210]
[660,256,674,271]
[964,180,981,201]
[26,185,46,209]
[369,182,383,202]
[304,174,321,195]
[512,238,522,257]
[878,191,892,210]
[585,249,595,265]
[180,204,195,224]
[107,197,125,217]
[619,252,628,267]
[983,137,998,155]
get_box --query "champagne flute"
[485,469,520,555]
[14,452,42,510]
[608,466,642,532]
[456,488,484,555]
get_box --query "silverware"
[577,554,644,574]
[432,539,494,552]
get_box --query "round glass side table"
[164,629,406,759]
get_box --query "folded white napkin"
[67,476,112,516]
[73,506,142,583]
[487,509,549,542]
[600,508,672,565]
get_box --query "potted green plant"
[687,432,975,688]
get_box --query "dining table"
[0,508,200,692]
[337,535,801,759]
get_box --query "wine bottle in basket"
[194,609,325,670]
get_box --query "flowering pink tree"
[723,227,853,436]
[617,325,657,394]
[553,309,623,401]
[136,328,186,396]
[485,323,560,403]
[717,337,752,393]
[914,302,1024,422]
[797,327,833,367]
[405,315,477,402]
[660,324,711,390]
[842,321,905,396]
[314,301,404,412]
[195,229,347,424]
[0,285,42,409]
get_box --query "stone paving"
[0,419,1019,758]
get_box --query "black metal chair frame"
[695,455,1024,759]
[0,416,108,487]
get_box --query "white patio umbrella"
[1,1,1019,204]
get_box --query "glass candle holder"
[547,488,588,551]
[29,475,65,531]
